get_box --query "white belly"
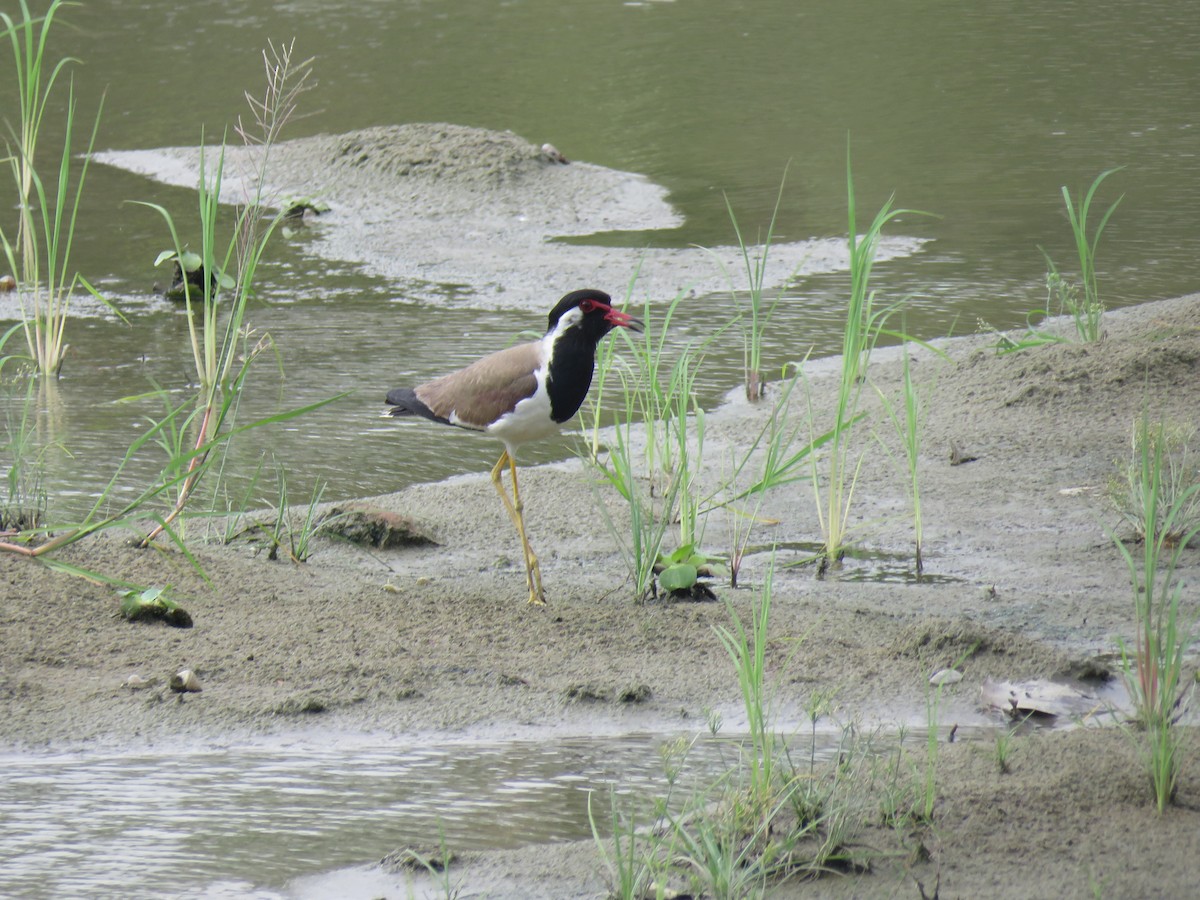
[484,383,560,455]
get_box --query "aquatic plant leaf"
[659,562,698,592]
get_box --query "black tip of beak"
[606,307,644,333]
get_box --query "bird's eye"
[579,299,597,314]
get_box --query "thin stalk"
[0,1,112,376]
[1109,414,1200,811]
[874,342,932,577]
[714,558,778,812]
[1062,167,1123,341]
[814,144,923,571]
[722,167,790,402]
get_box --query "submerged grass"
[0,41,343,587]
[0,0,118,377]
[134,40,319,548]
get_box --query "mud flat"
[3,291,1199,896]
[95,122,923,307]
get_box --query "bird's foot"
[525,564,546,606]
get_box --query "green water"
[2,0,1198,503]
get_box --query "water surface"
[2,0,1197,508]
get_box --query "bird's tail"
[383,387,446,423]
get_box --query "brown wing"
[414,340,542,430]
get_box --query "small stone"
[929,668,963,686]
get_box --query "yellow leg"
[490,450,546,605]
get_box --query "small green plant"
[654,542,726,599]
[265,460,291,559]
[589,788,673,900]
[153,248,235,303]
[792,687,838,824]
[714,558,789,814]
[655,343,709,555]
[914,648,973,823]
[264,469,342,562]
[590,736,697,900]
[665,792,775,900]
[1109,418,1200,547]
[875,340,945,578]
[589,559,872,892]
[994,724,1018,774]
[586,293,729,601]
[0,375,49,531]
[1044,269,1090,339]
[396,830,462,900]
[811,147,919,573]
[288,478,333,562]
[872,727,918,828]
[1042,167,1124,343]
[1110,415,1200,812]
[591,368,677,600]
[720,169,792,402]
[918,684,943,823]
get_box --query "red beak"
[604,306,644,332]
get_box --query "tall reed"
[812,148,914,572]
[0,0,114,377]
[1056,166,1118,340]
[135,41,315,545]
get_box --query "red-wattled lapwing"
[385,289,643,605]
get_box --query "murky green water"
[0,2,1189,893]
[2,0,1198,507]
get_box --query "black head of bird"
[385,289,643,605]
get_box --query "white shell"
[929,668,964,686]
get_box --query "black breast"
[544,329,598,424]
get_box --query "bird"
[385,289,643,605]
